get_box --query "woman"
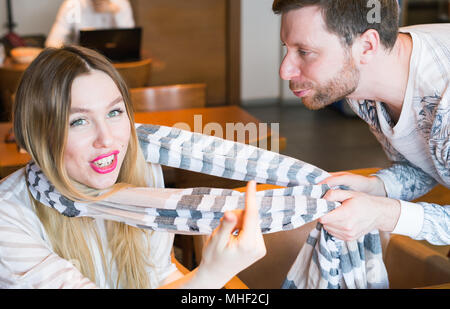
[45,0,135,48]
[0,46,265,288]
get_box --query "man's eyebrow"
[290,41,313,49]
[281,39,312,49]
[69,96,123,114]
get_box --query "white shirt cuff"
[391,200,424,238]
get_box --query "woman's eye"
[107,109,124,118]
[70,118,86,127]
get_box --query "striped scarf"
[25,123,389,289]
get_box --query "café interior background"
[1,0,448,107]
[0,0,449,174]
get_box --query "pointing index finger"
[240,180,259,240]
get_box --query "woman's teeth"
[94,155,114,167]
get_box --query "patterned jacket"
[347,24,449,245]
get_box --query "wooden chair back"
[130,83,206,112]
[115,58,152,88]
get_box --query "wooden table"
[0,106,285,179]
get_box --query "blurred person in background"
[45,0,134,48]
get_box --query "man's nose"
[93,122,114,148]
[279,54,301,81]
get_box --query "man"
[45,0,134,48]
[273,0,449,245]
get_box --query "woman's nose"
[280,54,301,81]
[93,122,114,148]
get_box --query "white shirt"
[45,0,135,48]
[347,24,450,245]
[0,164,177,288]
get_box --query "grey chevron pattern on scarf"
[25,123,389,289]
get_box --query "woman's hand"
[197,180,266,288]
[319,172,387,197]
[319,189,401,241]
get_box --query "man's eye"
[298,50,310,56]
[70,118,86,127]
[108,109,124,118]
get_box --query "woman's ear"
[353,29,380,65]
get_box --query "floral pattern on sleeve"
[346,97,449,245]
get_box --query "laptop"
[79,27,142,62]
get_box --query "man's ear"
[352,29,380,65]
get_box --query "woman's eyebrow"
[108,96,124,107]
[70,96,123,114]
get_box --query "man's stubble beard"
[298,55,360,111]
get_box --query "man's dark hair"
[273,0,399,50]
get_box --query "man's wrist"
[369,176,387,197]
[378,197,401,232]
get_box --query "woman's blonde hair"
[13,46,155,288]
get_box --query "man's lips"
[292,89,311,98]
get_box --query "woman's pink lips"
[292,89,311,98]
[89,150,119,174]
[90,150,120,163]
